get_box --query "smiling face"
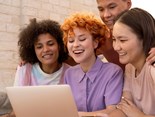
[67,27,98,64]
[112,22,145,66]
[97,0,131,30]
[34,33,59,67]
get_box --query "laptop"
[6,85,79,117]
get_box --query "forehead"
[68,27,90,37]
[97,0,125,7]
[113,22,135,38]
[36,33,56,43]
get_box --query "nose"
[113,41,121,51]
[43,45,50,52]
[102,9,112,19]
[73,39,80,47]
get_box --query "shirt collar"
[78,57,103,83]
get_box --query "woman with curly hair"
[61,12,124,116]
[14,18,70,86]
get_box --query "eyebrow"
[116,35,128,39]
[98,2,117,8]
[97,6,103,9]
[78,34,85,37]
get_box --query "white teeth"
[119,53,126,56]
[73,50,84,54]
[43,54,52,59]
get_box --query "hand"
[117,98,145,117]
[78,111,108,117]
[146,48,155,65]
[19,60,26,66]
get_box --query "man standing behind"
[96,0,155,69]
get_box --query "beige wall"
[0,0,99,90]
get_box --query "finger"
[116,103,128,110]
[149,47,155,54]
[119,101,132,112]
[147,48,155,64]
[119,97,129,105]
[147,56,155,65]
[146,54,154,62]
[123,98,133,106]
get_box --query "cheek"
[100,13,105,20]
[34,48,40,57]
[67,43,71,51]
[52,45,59,52]
[34,49,42,61]
[99,12,103,17]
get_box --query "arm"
[107,91,131,117]
[78,105,116,117]
[118,98,155,117]
[14,65,25,86]
[111,91,155,117]
[14,65,21,86]
[0,92,13,116]
[14,63,32,86]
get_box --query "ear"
[127,0,132,9]
[93,39,99,49]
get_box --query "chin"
[119,59,128,65]
[74,58,85,64]
[109,26,113,30]
[72,58,80,64]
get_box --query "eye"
[35,45,42,49]
[48,42,54,46]
[98,7,104,12]
[120,40,126,43]
[79,37,86,41]
[68,38,74,43]
[109,4,117,9]
[112,36,116,42]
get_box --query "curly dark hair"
[18,18,68,64]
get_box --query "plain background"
[132,0,155,17]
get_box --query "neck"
[80,55,96,73]
[133,56,146,76]
[40,62,62,74]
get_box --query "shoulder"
[60,63,71,76]
[62,63,71,70]
[15,63,33,76]
[102,62,123,73]
[17,63,32,69]
[124,63,134,77]
[99,62,124,82]
[65,65,82,75]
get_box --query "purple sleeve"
[104,68,124,106]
